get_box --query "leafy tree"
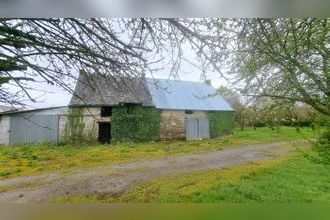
[218,86,242,110]
[224,18,329,116]
[219,18,329,163]
[218,86,251,130]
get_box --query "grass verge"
[55,150,329,203]
[0,126,320,179]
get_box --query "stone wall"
[59,107,210,142]
[58,107,102,141]
[160,110,208,140]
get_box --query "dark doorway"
[98,122,111,144]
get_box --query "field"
[0,126,319,179]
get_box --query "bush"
[311,115,330,165]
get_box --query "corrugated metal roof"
[0,106,68,115]
[146,78,233,111]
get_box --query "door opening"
[98,122,111,144]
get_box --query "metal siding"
[146,78,233,111]
[9,115,59,144]
[186,118,199,140]
[199,118,210,139]
[186,118,210,140]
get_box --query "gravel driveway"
[0,141,306,203]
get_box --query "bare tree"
[0,18,227,107]
[1,18,328,117]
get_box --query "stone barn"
[0,75,234,145]
[68,74,234,143]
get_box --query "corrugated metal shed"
[0,106,68,145]
[146,78,233,111]
[9,115,59,144]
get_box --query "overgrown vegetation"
[111,105,161,142]
[209,111,235,138]
[219,85,329,163]
[0,127,318,179]
[63,108,97,145]
[60,151,329,203]
[63,108,85,144]
[311,115,330,165]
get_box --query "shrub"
[312,115,330,165]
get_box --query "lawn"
[56,151,329,203]
[0,126,320,179]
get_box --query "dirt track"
[0,141,306,203]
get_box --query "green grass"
[193,154,330,203]
[0,126,320,179]
[56,151,329,203]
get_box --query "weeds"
[0,126,320,179]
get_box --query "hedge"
[208,111,235,138]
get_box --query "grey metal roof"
[69,73,233,111]
[69,73,153,106]
[146,78,233,111]
[0,106,68,115]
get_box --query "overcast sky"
[3,20,231,110]
[17,55,229,109]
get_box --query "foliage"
[63,108,98,145]
[0,126,318,179]
[217,86,249,130]
[217,86,242,111]
[233,97,321,131]
[228,18,329,116]
[208,111,235,138]
[63,108,85,144]
[111,105,161,142]
[311,115,330,165]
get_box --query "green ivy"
[63,108,85,144]
[208,111,235,138]
[111,105,161,142]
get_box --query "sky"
[14,55,229,109]
[2,20,231,110]
[25,69,228,109]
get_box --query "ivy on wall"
[63,108,98,144]
[111,105,161,142]
[208,111,235,138]
[63,108,85,144]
